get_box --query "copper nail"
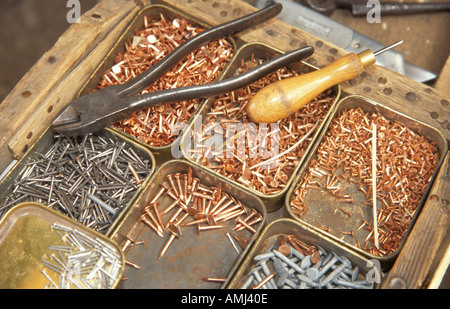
[159,233,177,259]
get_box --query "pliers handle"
[52,3,314,136]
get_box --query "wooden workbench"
[0,0,448,289]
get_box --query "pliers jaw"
[52,86,124,136]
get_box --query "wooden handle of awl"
[245,51,376,123]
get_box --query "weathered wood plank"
[435,55,450,98]
[0,0,141,170]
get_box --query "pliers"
[52,2,314,136]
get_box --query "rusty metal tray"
[227,218,380,289]
[285,95,448,269]
[0,202,125,289]
[180,42,341,212]
[0,127,155,237]
[110,159,267,289]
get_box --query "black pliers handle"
[52,3,314,136]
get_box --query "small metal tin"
[179,42,341,212]
[285,95,448,270]
[227,218,380,289]
[78,4,236,166]
[109,159,267,289]
[0,127,155,237]
[0,202,125,289]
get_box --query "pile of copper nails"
[290,107,440,256]
[187,56,336,195]
[138,168,263,260]
[97,14,234,146]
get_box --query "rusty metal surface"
[111,159,267,289]
[285,95,448,269]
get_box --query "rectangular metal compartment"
[0,202,125,289]
[284,94,448,270]
[179,42,341,212]
[109,159,267,289]
[78,4,236,166]
[227,218,379,289]
[0,127,156,238]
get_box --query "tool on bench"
[254,0,437,83]
[305,0,450,16]
[246,41,403,123]
[52,3,315,136]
